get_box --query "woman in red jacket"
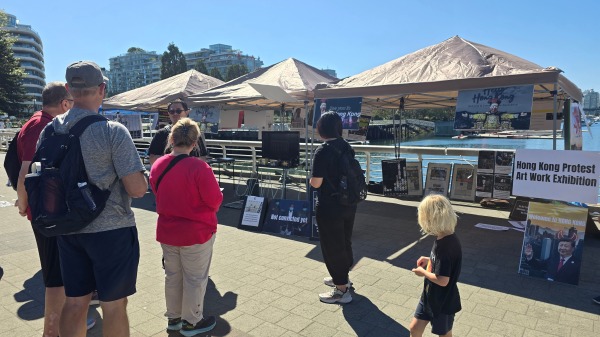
[149,117,223,336]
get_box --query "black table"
[207,157,235,185]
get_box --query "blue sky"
[3,0,599,91]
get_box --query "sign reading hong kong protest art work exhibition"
[453,85,533,131]
[512,149,600,204]
[313,97,362,130]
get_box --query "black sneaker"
[593,296,600,305]
[167,317,182,331]
[180,316,216,336]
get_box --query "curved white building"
[2,13,45,110]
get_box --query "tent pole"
[304,100,310,191]
[552,83,558,150]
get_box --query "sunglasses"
[168,109,185,115]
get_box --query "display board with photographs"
[237,196,267,231]
[518,202,587,285]
[424,163,452,196]
[450,164,477,201]
[382,158,408,196]
[406,161,423,196]
[476,150,515,199]
[263,199,311,238]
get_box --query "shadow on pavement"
[343,292,410,337]
[205,277,238,337]
[14,270,45,320]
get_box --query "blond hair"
[169,117,200,148]
[417,194,458,236]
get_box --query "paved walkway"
[0,155,599,336]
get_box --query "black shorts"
[32,228,63,288]
[57,227,140,302]
[414,300,455,335]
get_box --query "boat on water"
[467,130,563,139]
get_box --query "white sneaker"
[323,276,353,288]
[319,287,352,304]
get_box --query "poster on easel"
[237,196,267,232]
[406,161,423,196]
[493,175,513,199]
[476,173,494,198]
[424,163,452,196]
[263,199,311,237]
[518,202,587,285]
[495,151,514,175]
[382,158,408,196]
[450,164,477,201]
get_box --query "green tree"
[127,47,146,53]
[160,43,187,79]
[209,68,224,81]
[194,60,208,75]
[0,12,27,115]
[225,64,249,81]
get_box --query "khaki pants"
[161,234,215,324]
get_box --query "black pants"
[316,202,357,286]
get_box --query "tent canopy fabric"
[188,58,337,109]
[102,69,224,111]
[315,36,582,110]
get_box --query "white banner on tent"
[513,149,600,203]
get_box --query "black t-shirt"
[312,138,353,204]
[421,233,462,316]
[148,125,208,158]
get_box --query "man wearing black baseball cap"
[52,60,148,336]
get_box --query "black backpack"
[324,142,367,206]
[25,115,111,236]
[3,130,20,191]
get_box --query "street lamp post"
[32,98,36,113]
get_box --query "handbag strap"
[155,154,189,192]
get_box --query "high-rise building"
[106,49,161,96]
[184,44,263,78]
[1,12,45,110]
[583,89,599,112]
[320,68,337,78]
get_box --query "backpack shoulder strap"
[155,154,189,192]
[69,115,108,137]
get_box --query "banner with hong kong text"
[512,149,600,204]
[313,97,362,130]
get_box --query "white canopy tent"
[316,36,581,111]
[102,69,224,111]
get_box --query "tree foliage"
[0,12,27,115]
[194,60,208,75]
[127,47,145,53]
[160,43,187,80]
[209,68,224,81]
[225,64,249,81]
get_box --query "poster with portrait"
[313,97,362,130]
[190,105,220,134]
[450,164,477,201]
[569,102,583,151]
[406,161,423,196]
[453,85,534,131]
[477,151,496,174]
[263,199,311,238]
[345,115,371,141]
[493,175,513,199]
[518,202,587,285]
[382,158,408,196]
[424,163,452,196]
[476,173,494,198]
[495,151,515,175]
[237,196,267,231]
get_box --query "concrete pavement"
[0,155,599,336]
